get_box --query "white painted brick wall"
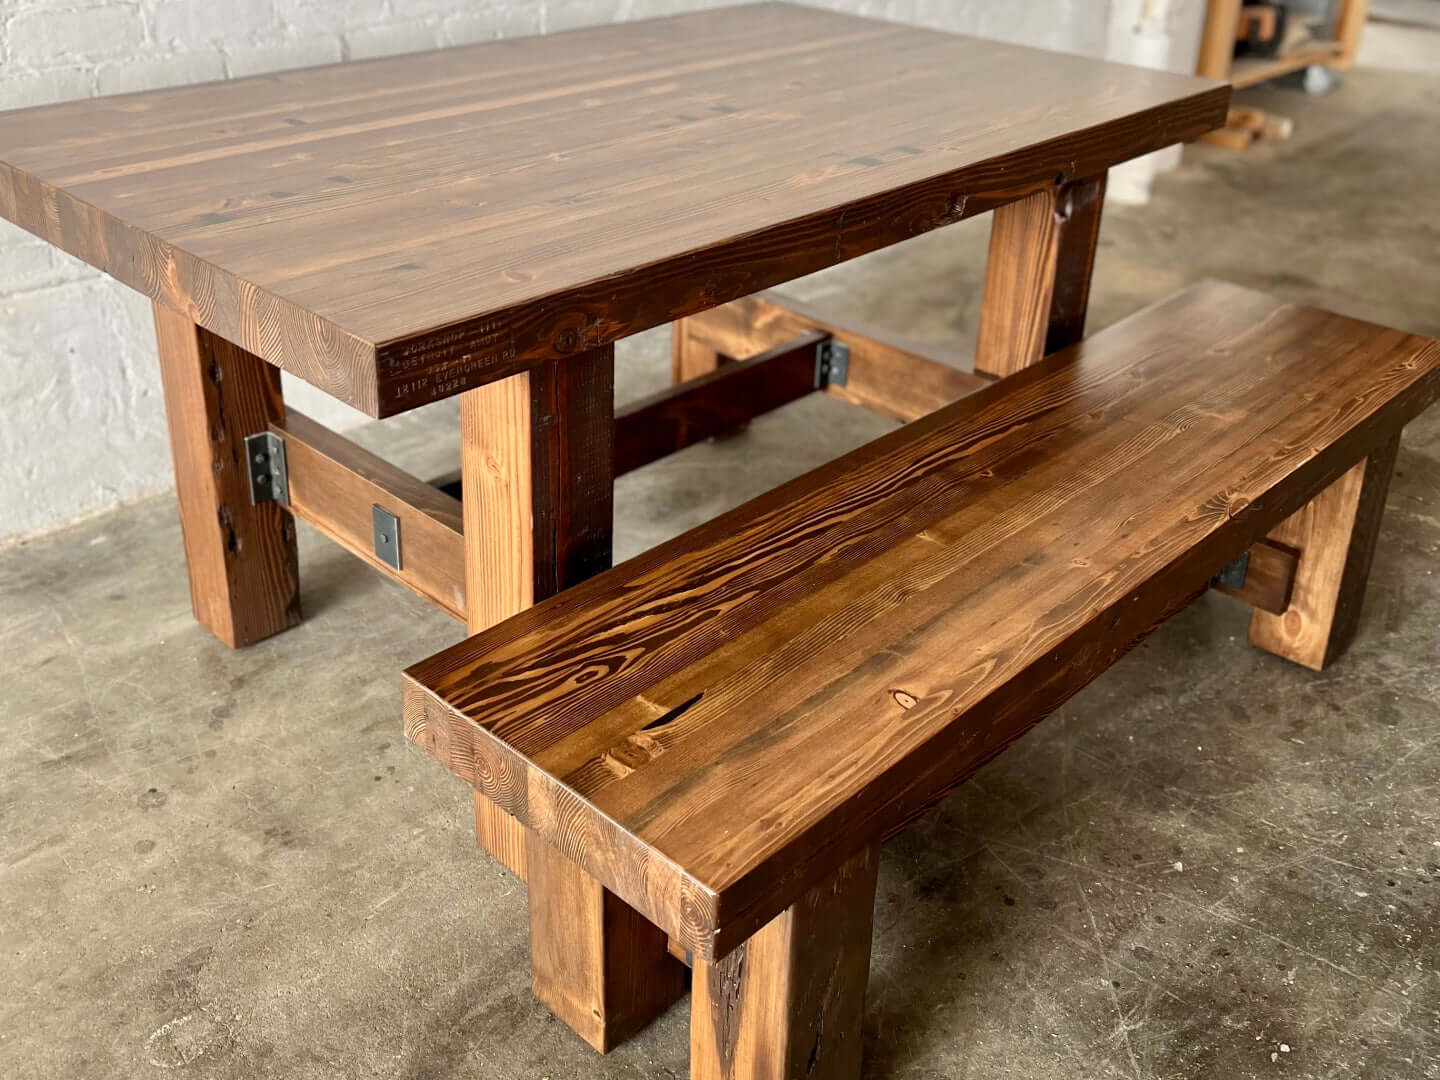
[0,0,1197,543]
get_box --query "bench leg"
[691,845,880,1080]
[1249,436,1401,670]
[528,832,688,1052]
[461,348,616,878]
[975,173,1107,378]
[153,303,300,648]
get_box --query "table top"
[0,3,1226,416]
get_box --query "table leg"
[153,303,300,648]
[1249,437,1400,670]
[673,315,727,382]
[460,345,615,878]
[1197,0,1244,81]
[974,173,1107,378]
[460,347,682,1049]
[1335,0,1370,71]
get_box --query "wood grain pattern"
[405,282,1440,963]
[1248,437,1400,670]
[528,832,689,1053]
[501,349,679,1054]
[461,371,535,636]
[0,5,1226,416]
[617,332,827,475]
[274,409,466,620]
[691,844,878,1080]
[1213,539,1300,616]
[529,349,617,603]
[153,303,300,647]
[975,174,1107,378]
[681,291,991,422]
[480,350,682,1057]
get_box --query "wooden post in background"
[1197,0,1244,80]
[460,346,616,878]
[975,174,1107,379]
[153,304,300,648]
[1334,0,1370,70]
[1249,437,1400,670]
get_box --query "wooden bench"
[404,281,1440,1079]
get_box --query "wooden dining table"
[0,0,1226,1025]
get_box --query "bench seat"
[404,280,1439,1074]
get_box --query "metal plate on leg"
[1215,550,1249,590]
[243,431,289,506]
[373,505,402,570]
[814,339,850,388]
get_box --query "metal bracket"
[372,505,402,570]
[1214,550,1250,591]
[244,432,289,506]
[814,339,850,388]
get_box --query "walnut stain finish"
[461,362,542,881]
[404,282,1440,963]
[672,316,731,385]
[459,346,616,633]
[0,4,1226,416]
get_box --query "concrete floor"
[3,64,1439,1080]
